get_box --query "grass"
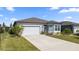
[0,32,39,51]
[50,34,79,44]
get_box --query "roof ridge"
[16,17,48,22]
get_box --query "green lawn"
[0,33,39,51]
[50,34,79,44]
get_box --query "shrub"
[76,30,79,32]
[44,32,49,35]
[62,28,72,35]
[40,31,44,34]
[0,22,9,33]
[47,33,53,35]
[9,25,23,36]
[53,32,61,35]
[40,31,49,35]
[5,27,10,32]
[56,32,61,35]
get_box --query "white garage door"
[22,26,40,35]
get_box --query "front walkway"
[23,35,79,51]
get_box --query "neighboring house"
[14,17,61,35]
[61,21,79,34]
[0,24,1,27]
[0,24,1,30]
[73,24,79,34]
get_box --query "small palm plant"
[9,24,23,36]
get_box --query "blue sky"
[0,7,79,26]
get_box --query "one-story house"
[61,21,79,34]
[14,17,61,35]
[14,17,79,35]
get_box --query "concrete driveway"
[23,35,79,51]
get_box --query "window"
[58,25,60,31]
[55,25,60,31]
[49,25,53,31]
[55,25,58,31]
[49,25,52,27]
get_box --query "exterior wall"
[48,24,61,34]
[0,24,1,27]
[17,23,44,33]
[73,26,79,34]
[16,22,61,34]
[48,25,54,33]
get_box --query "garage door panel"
[22,26,40,35]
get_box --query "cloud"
[66,16,72,19]
[0,14,3,17]
[50,7,60,10]
[10,17,18,21]
[63,16,72,21]
[59,8,79,13]
[5,7,15,12]
[43,15,47,17]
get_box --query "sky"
[0,7,79,26]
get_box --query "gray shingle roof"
[14,17,79,26]
[60,21,79,26]
[48,21,61,24]
[15,17,48,24]
[0,24,1,27]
